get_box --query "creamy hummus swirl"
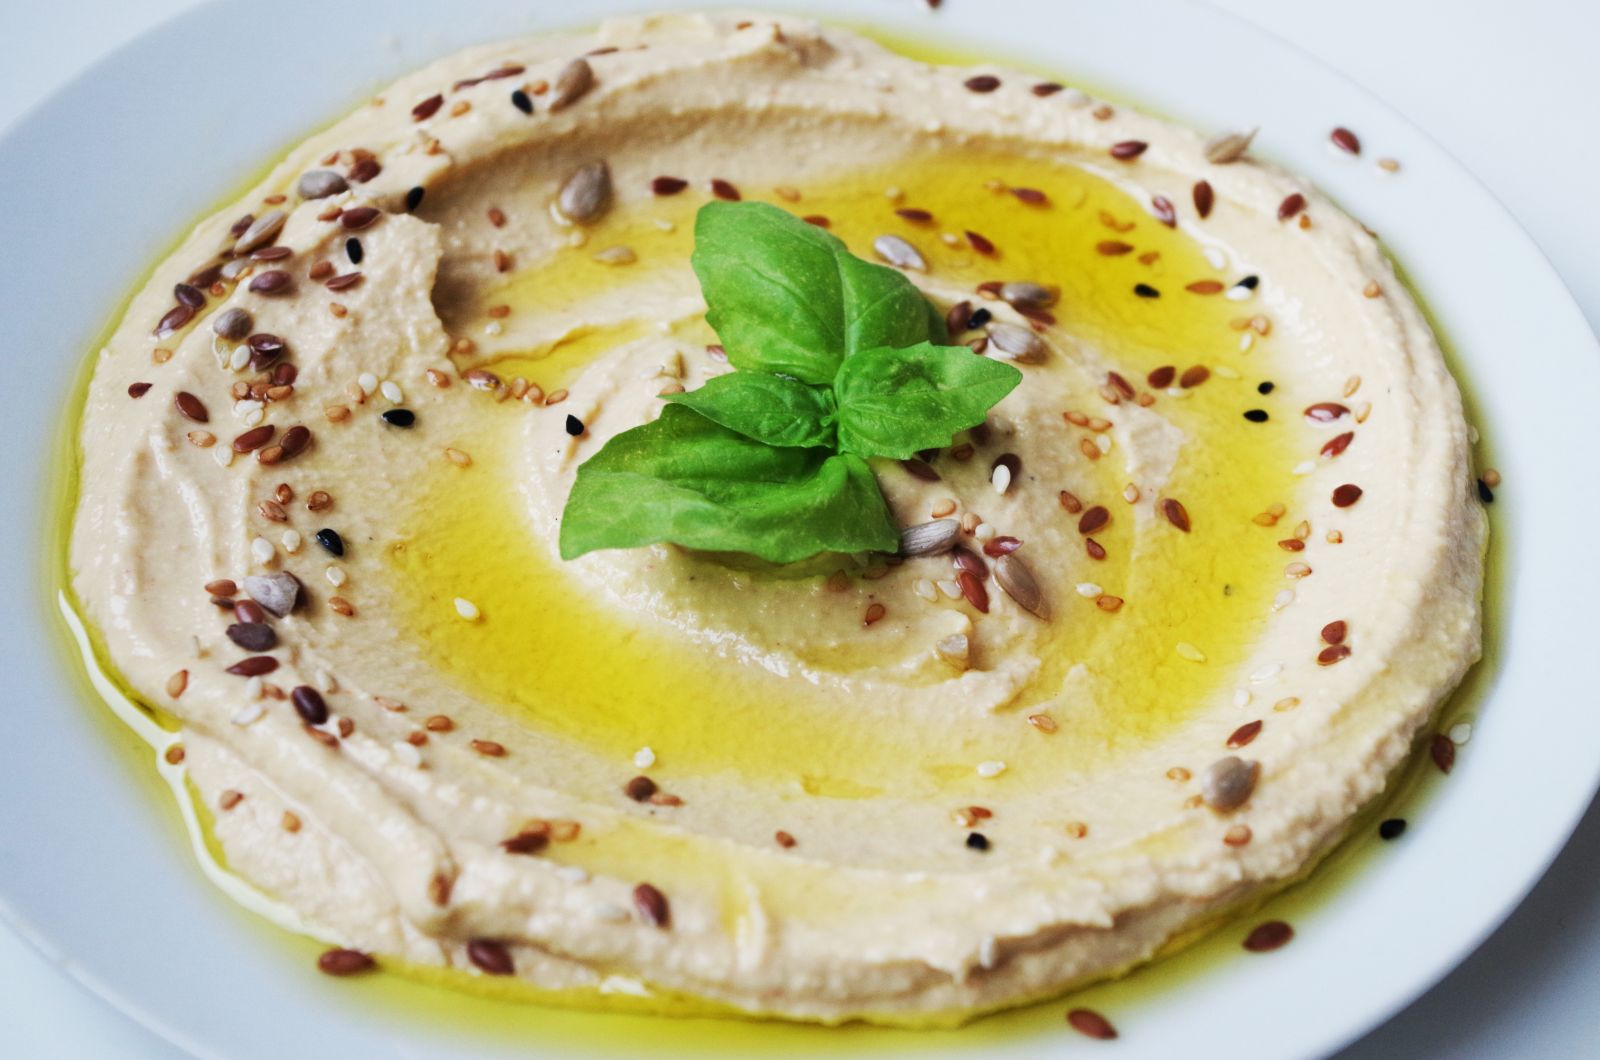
[69,11,1486,1023]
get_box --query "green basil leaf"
[691,202,936,384]
[837,251,941,353]
[832,342,1023,460]
[559,405,898,563]
[663,372,836,449]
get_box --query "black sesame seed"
[1243,409,1270,423]
[564,414,585,437]
[968,307,993,328]
[345,237,363,265]
[965,832,989,851]
[1379,818,1407,841]
[314,528,345,557]
[1134,283,1160,299]
[1477,478,1494,504]
[511,89,533,114]
[1257,381,1275,395]
[1236,274,1260,290]
[382,409,416,428]
[405,186,425,212]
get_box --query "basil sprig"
[558,201,1021,564]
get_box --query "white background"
[2,1,1596,1056]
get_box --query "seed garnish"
[318,948,376,976]
[1109,140,1148,160]
[1243,921,1294,952]
[1067,1009,1118,1040]
[467,939,515,975]
[1330,127,1361,155]
[634,883,670,927]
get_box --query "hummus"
[68,11,1487,1024]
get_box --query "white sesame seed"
[454,597,481,621]
[1226,284,1254,302]
[1213,364,1241,380]
[1239,333,1255,352]
[1175,642,1207,663]
[913,578,938,602]
[1293,460,1316,475]
[357,372,377,396]
[653,218,675,232]
[1448,721,1473,745]
[1121,483,1140,503]
[1166,386,1190,399]
[633,746,656,769]
[317,669,338,693]
[281,530,302,554]
[393,741,423,768]
[1468,424,1480,444]
[234,399,263,417]
[231,702,265,726]
[380,380,404,404]
[991,464,1012,494]
[228,346,251,372]
[1250,663,1283,683]
[1203,246,1228,270]
[244,675,264,700]
[940,232,960,247]
[592,902,630,922]
[1233,688,1252,708]
[250,537,275,565]
[1075,582,1103,598]
[976,760,1007,778]
[1273,589,1295,610]
[326,566,347,587]
[936,578,962,599]
[213,446,234,468]
[243,408,265,428]
[973,522,997,542]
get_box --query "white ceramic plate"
[2,1,1597,1057]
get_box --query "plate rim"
[2,1,1598,1057]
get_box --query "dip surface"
[69,11,1487,1023]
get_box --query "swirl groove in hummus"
[68,11,1486,1024]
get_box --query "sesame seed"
[1175,642,1207,663]
[380,380,404,403]
[634,746,656,769]
[966,832,990,851]
[511,89,533,114]
[381,409,416,428]
[975,760,1006,778]
[454,598,480,620]
[1244,409,1269,422]
[1379,818,1407,840]
[565,415,585,437]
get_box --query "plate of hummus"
[3,0,1597,1057]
